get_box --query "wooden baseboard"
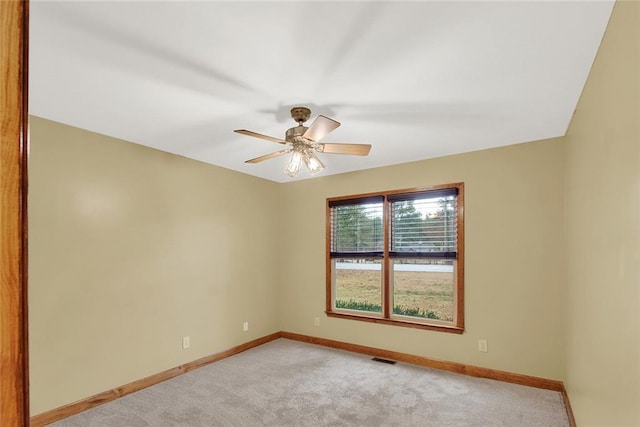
[561,384,577,427]
[32,331,576,426]
[30,332,282,426]
[281,331,564,392]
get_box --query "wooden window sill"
[326,311,464,334]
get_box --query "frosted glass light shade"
[304,150,325,175]
[285,150,303,177]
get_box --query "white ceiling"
[29,1,614,183]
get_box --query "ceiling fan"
[234,107,372,177]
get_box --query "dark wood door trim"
[1,0,30,425]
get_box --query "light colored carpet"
[51,338,569,426]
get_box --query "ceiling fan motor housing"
[286,125,309,144]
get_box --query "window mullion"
[383,197,391,319]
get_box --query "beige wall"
[28,117,281,415]
[564,1,640,425]
[30,117,567,415]
[279,139,566,380]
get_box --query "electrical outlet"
[478,339,488,353]
[314,317,320,327]
[243,321,249,332]
[182,336,190,349]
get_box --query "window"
[326,183,464,333]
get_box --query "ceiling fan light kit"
[284,147,325,177]
[234,107,371,178]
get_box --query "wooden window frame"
[325,183,464,334]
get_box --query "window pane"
[331,203,383,253]
[391,259,454,322]
[391,196,457,254]
[334,258,382,314]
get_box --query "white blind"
[390,193,457,257]
[330,201,383,254]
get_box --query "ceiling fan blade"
[234,129,287,145]
[303,115,340,142]
[317,143,371,156]
[245,149,291,164]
